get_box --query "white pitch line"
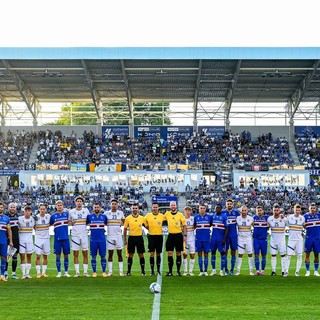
[151,235,166,320]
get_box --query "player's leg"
[165,234,174,276]
[210,238,218,275]
[313,240,320,276]
[108,249,114,276]
[236,239,244,275]
[155,235,163,275]
[126,237,134,276]
[7,237,19,279]
[35,254,42,278]
[279,241,287,276]
[99,242,107,276]
[304,238,312,276]
[72,235,80,276]
[62,239,71,277]
[90,241,98,276]
[20,244,26,278]
[261,239,268,275]
[230,236,237,275]
[270,240,278,275]
[286,240,295,275]
[294,241,303,276]
[116,235,124,276]
[182,249,188,275]
[196,240,204,274]
[148,235,156,275]
[41,239,50,277]
[246,240,254,275]
[253,238,260,274]
[224,236,230,274]
[137,236,146,275]
[188,240,196,276]
[175,234,183,276]
[82,235,89,276]
[54,239,62,276]
[25,251,33,278]
[0,244,8,281]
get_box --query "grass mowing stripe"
[151,235,166,320]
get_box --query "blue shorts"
[54,239,70,255]
[253,238,268,255]
[210,237,226,253]
[196,240,211,253]
[90,241,106,257]
[226,235,238,251]
[0,243,8,257]
[305,238,320,254]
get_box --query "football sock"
[156,255,161,273]
[255,257,260,271]
[83,264,88,274]
[101,257,107,273]
[12,256,18,272]
[286,255,292,271]
[305,262,310,271]
[168,256,174,273]
[21,263,26,275]
[220,254,226,271]
[56,257,61,272]
[91,257,97,272]
[182,258,188,273]
[237,257,242,272]
[140,257,145,273]
[150,257,155,273]
[198,256,203,272]
[296,254,302,272]
[176,255,182,272]
[64,257,69,272]
[211,254,216,270]
[1,258,6,275]
[248,257,253,271]
[262,256,266,270]
[204,256,208,272]
[314,262,319,271]
[231,255,236,271]
[42,265,47,274]
[271,256,277,272]
[128,257,133,273]
[281,256,286,272]
[108,262,113,274]
[189,258,195,273]
[36,265,41,274]
[119,261,123,274]
[74,263,80,274]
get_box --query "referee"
[123,204,146,276]
[144,203,165,276]
[164,201,186,276]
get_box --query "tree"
[45,102,172,126]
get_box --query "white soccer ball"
[149,282,161,293]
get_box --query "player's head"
[226,199,234,210]
[39,203,47,215]
[24,205,32,217]
[131,204,139,215]
[0,202,4,214]
[55,200,64,213]
[198,204,206,215]
[240,205,248,217]
[8,202,17,214]
[184,205,192,217]
[215,204,222,214]
[293,204,301,216]
[75,196,84,208]
[152,203,159,213]
[93,202,101,214]
[273,203,280,217]
[111,199,118,211]
[256,205,263,216]
[309,203,317,214]
[170,201,177,212]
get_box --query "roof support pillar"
[193,60,202,135]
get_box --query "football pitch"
[2,237,320,320]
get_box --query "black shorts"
[148,235,163,253]
[8,237,19,254]
[166,233,183,252]
[128,236,145,254]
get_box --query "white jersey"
[18,216,36,243]
[236,216,254,239]
[105,210,124,237]
[287,214,305,241]
[69,207,90,236]
[267,216,288,242]
[35,213,51,239]
[185,216,195,242]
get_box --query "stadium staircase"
[288,141,299,166]
[28,142,39,163]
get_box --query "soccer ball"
[149,282,161,293]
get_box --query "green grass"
[2,236,320,320]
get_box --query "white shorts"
[71,235,89,251]
[185,239,195,254]
[287,240,303,255]
[238,238,253,255]
[270,239,286,255]
[107,235,123,250]
[35,238,51,255]
[20,242,34,254]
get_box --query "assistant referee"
[164,201,186,276]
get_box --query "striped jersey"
[304,212,320,239]
[194,213,212,241]
[69,207,90,236]
[87,213,107,242]
[287,214,305,241]
[35,213,51,239]
[211,213,228,240]
[0,214,10,244]
[185,216,195,242]
[267,216,287,242]
[18,216,36,243]
[104,210,124,237]
[236,215,254,239]
[222,209,240,237]
[6,212,19,239]
[50,211,69,240]
[253,214,269,240]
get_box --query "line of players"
[1,197,320,280]
[183,200,320,277]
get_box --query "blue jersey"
[87,213,107,242]
[253,214,269,240]
[0,214,10,244]
[304,212,320,239]
[194,213,212,241]
[211,213,228,239]
[222,209,240,237]
[6,213,19,239]
[50,211,69,240]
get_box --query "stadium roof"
[1,47,320,124]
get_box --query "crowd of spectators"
[295,131,320,169]
[0,130,36,170]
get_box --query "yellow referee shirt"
[164,211,186,234]
[124,215,145,236]
[144,212,165,235]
